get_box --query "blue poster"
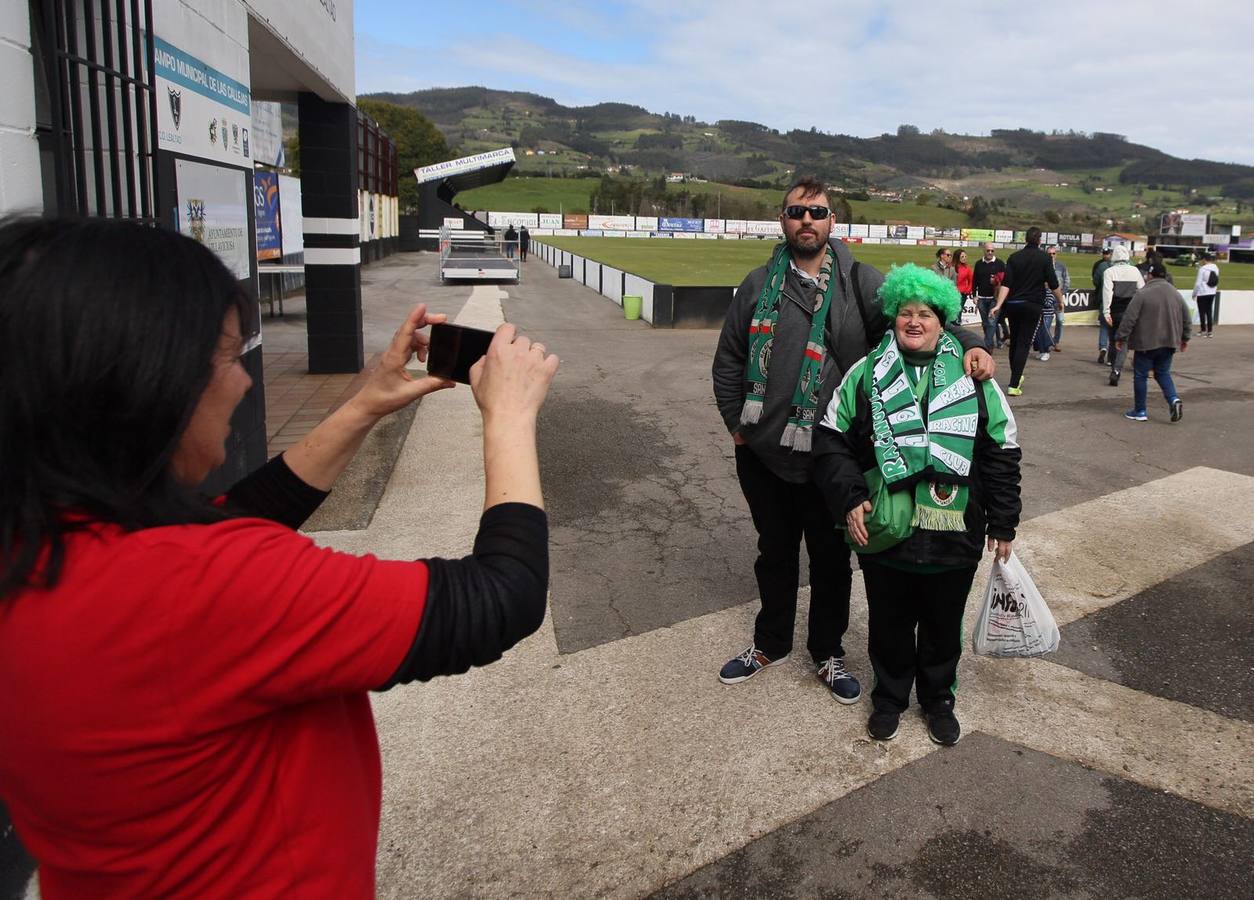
[658,217,703,232]
[254,170,281,260]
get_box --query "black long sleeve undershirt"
[222,454,330,529]
[379,502,549,688]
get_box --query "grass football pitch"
[540,236,1254,290]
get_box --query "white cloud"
[356,0,1254,165]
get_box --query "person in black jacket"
[972,243,1006,351]
[991,227,1063,396]
[711,177,996,707]
[813,264,1022,746]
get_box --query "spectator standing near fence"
[932,248,958,284]
[1093,247,1113,364]
[711,176,995,703]
[503,224,518,259]
[992,227,1063,396]
[1114,261,1190,422]
[973,243,1007,351]
[1193,251,1219,337]
[519,226,530,263]
[1101,245,1145,386]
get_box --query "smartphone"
[426,323,495,384]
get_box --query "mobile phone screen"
[426,323,494,384]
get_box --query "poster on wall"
[250,101,285,168]
[278,173,303,257]
[254,170,281,261]
[176,159,250,279]
[154,36,252,168]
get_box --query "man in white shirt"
[1101,245,1145,386]
[1192,251,1219,337]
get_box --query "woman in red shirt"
[954,248,975,298]
[0,217,558,898]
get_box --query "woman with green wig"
[812,263,1022,746]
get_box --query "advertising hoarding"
[253,170,281,261]
[849,223,870,237]
[416,148,515,184]
[589,214,635,231]
[994,230,1014,243]
[635,216,658,231]
[1160,213,1208,237]
[868,224,888,238]
[724,220,748,234]
[704,219,725,233]
[962,229,994,242]
[564,213,589,229]
[745,220,782,235]
[659,217,704,232]
[538,213,563,228]
[488,211,538,228]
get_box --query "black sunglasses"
[782,204,830,220]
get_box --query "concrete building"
[1,0,397,488]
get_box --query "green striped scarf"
[865,329,977,531]
[739,243,835,451]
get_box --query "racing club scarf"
[739,243,836,451]
[865,329,977,531]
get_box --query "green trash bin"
[623,294,642,321]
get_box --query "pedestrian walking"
[712,177,994,702]
[503,224,518,259]
[1101,245,1145,386]
[1047,245,1070,350]
[1092,247,1113,364]
[991,227,1064,396]
[813,264,1022,746]
[1192,251,1219,337]
[519,225,530,262]
[1114,261,1191,422]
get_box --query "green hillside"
[364,86,1254,233]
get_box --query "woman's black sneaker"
[866,710,900,741]
[925,710,961,746]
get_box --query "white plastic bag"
[972,552,1060,657]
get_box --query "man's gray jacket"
[1114,278,1193,351]
[713,238,983,483]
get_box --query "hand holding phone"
[427,323,496,384]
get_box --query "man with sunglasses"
[973,243,1007,350]
[712,176,995,706]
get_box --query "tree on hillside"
[357,98,451,213]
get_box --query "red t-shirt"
[955,263,974,295]
[0,518,427,898]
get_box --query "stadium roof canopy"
[415,148,515,202]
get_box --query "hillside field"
[454,176,971,227]
[539,236,1254,290]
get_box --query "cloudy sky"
[355,0,1254,166]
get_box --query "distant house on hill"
[1103,232,1147,253]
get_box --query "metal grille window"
[30,0,159,222]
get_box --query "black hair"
[936,247,951,259]
[1026,226,1042,245]
[783,175,828,207]
[0,217,251,595]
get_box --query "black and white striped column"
[298,93,364,374]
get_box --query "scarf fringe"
[780,423,812,451]
[912,504,966,532]
[740,400,763,425]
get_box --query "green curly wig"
[877,263,962,324]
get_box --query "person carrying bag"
[814,264,1023,746]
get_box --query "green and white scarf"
[739,243,836,451]
[864,329,978,531]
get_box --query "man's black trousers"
[1005,301,1044,389]
[860,560,978,714]
[734,444,851,663]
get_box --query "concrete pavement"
[325,253,1253,898]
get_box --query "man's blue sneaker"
[1124,410,1148,421]
[817,656,862,704]
[718,646,787,684]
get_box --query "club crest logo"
[929,483,957,507]
[186,199,206,243]
[231,123,239,148]
[208,118,217,145]
[167,88,182,129]
[221,119,229,152]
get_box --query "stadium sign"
[416,148,516,184]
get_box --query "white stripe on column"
[303,217,361,235]
[304,246,361,265]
